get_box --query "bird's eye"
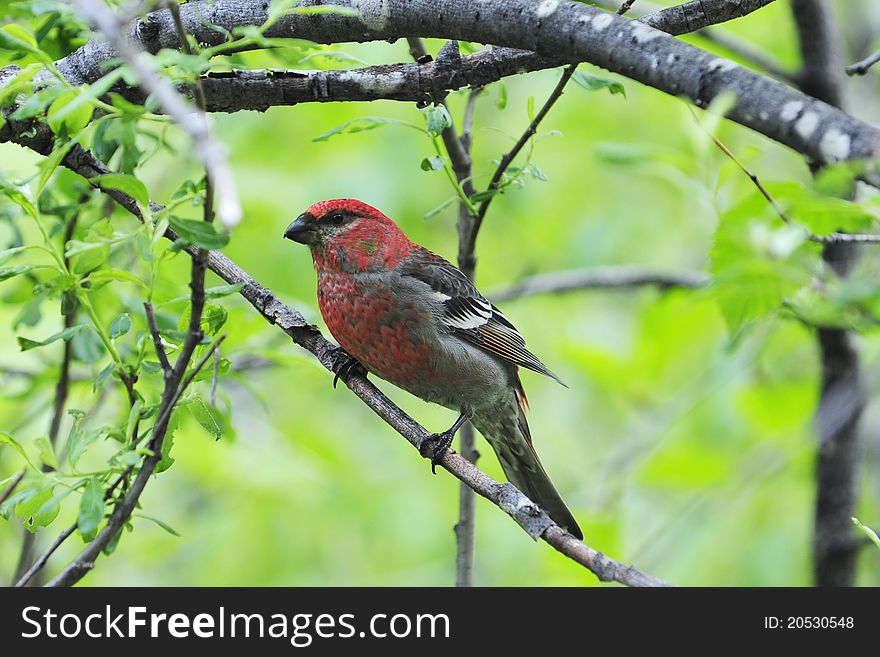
[328,212,345,225]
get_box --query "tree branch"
[4,0,874,186]
[846,51,880,76]
[791,0,866,588]
[491,266,709,302]
[407,37,480,588]
[641,0,777,36]
[467,65,575,254]
[23,138,671,586]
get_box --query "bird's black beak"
[284,212,318,244]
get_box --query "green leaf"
[0,432,37,470]
[202,304,228,336]
[496,82,507,110]
[71,325,105,363]
[68,219,114,275]
[572,72,626,97]
[0,23,53,64]
[36,136,79,193]
[125,399,142,443]
[527,96,535,122]
[422,104,452,136]
[0,264,38,280]
[17,325,84,351]
[420,156,444,171]
[19,486,60,532]
[10,84,65,120]
[91,173,150,209]
[47,89,94,136]
[34,437,58,470]
[766,181,877,236]
[852,517,880,549]
[188,397,222,440]
[155,411,179,474]
[168,216,230,250]
[312,117,421,142]
[205,282,245,299]
[77,477,104,542]
[109,313,131,340]
[423,197,456,220]
[0,177,37,218]
[710,191,817,337]
[93,363,116,392]
[88,268,146,288]
[136,513,181,536]
[67,418,102,467]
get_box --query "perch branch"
[25,140,671,587]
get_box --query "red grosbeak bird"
[284,199,581,539]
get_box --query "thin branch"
[69,0,240,228]
[690,105,880,246]
[846,51,880,76]
[617,1,637,15]
[14,464,134,588]
[44,7,220,584]
[407,37,480,588]
[13,525,76,589]
[144,302,172,374]
[0,470,26,506]
[46,336,223,587]
[791,0,865,589]
[491,266,709,302]
[13,212,79,587]
[641,0,777,36]
[467,65,575,254]
[32,142,670,587]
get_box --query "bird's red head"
[284,199,412,271]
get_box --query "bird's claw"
[420,431,455,474]
[330,348,367,389]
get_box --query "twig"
[15,464,135,588]
[13,212,79,587]
[617,0,637,15]
[69,0,240,228]
[491,266,709,302]
[144,302,172,375]
[690,105,880,246]
[0,470,26,505]
[210,347,221,407]
[467,65,576,254]
[407,37,480,588]
[846,51,880,76]
[46,336,223,587]
[13,525,76,589]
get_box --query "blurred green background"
[1,0,880,586]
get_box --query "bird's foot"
[420,430,456,474]
[419,412,469,474]
[329,348,367,389]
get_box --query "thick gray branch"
[4,0,874,180]
[641,0,777,36]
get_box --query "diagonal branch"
[29,139,671,587]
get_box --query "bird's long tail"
[470,383,582,540]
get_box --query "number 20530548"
[764,617,854,629]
